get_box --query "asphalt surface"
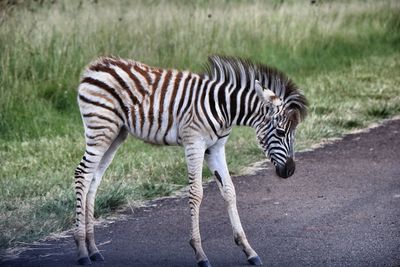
[2,118,400,267]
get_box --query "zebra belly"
[127,120,181,146]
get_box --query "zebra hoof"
[90,251,104,261]
[198,259,212,267]
[77,256,92,265]
[248,255,262,266]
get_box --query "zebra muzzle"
[275,157,295,178]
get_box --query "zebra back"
[77,56,307,149]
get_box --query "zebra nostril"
[275,158,295,178]
[275,165,288,178]
[286,157,295,177]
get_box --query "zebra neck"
[204,77,262,129]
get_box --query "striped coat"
[74,56,308,266]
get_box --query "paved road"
[2,119,400,267]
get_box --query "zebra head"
[254,80,305,178]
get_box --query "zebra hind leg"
[85,127,128,262]
[74,127,127,265]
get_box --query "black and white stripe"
[73,55,307,266]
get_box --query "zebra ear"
[254,80,282,107]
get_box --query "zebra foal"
[74,55,307,266]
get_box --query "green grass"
[0,0,399,249]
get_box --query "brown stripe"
[192,119,203,130]
[130,105,137,133]
[163,71,183,144]
[86,124,116,135]
[155,70,172,138]
[147,70,162,139]
[78,94,124,122]
[85,133,112,141]
[81,77,128,121]
[83,90,114,103]
[134,64,152,85]
[176,73,191,116]
[82,112,119,126]
[89,63,139,105]
[138,103,145,134]
[107,59,149,97]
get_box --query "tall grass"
[0,0,399,249]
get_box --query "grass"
[0,0,399,249]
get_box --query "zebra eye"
[276,128,285,137]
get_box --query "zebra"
[74,55,308,266]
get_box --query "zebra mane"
[203,55,308,121]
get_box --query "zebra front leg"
[205,142,262,266]
[185,143,211,267]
